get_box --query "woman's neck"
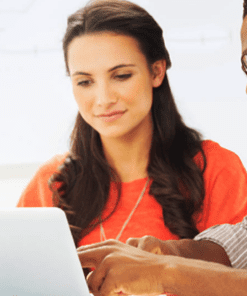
[101,123,153,183]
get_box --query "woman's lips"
[98,110,126,122]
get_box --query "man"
[77,2,247,295]
[78,239,246,296]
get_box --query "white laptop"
[0,207,91,296]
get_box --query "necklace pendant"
[100,177,150,241]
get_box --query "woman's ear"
[151,59,166,88]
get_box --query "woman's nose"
[96,82,117,106]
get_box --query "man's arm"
[77,240,247,296]
[125,217,247,268]
[168,255,247,296]
[194,216,247,269]
[126,236,231,266]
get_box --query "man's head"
[244,0,247,19]
[241,0,247,91]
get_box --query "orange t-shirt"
[17,140,247,247]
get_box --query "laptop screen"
[0,207,90,296]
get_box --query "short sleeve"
[195,216,247,269]
[17,154,67,207]
[194,141,247,231]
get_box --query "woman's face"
[67,32,165,140]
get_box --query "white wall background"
[0,0,246,207]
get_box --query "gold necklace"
[100,177,150,241]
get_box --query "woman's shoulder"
[195,141,247,230]
[34,152,69,179]
[198,140,247,182]
[201,140,230,154]
[194,140,245,172]
[16,153,69,207]
[201,140,243,165]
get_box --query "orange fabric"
[17,140,247,248]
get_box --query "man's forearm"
[162,256,247,296]
[194,218,247,269]
[173,239,231,266]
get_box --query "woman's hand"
[77,239,174,296]
[126,236,231,266]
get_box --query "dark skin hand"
[126,236,231,267]
[77,239,247,296]
[78,239,169,296]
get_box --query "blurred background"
[0,0,246,206]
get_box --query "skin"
[126,236,231,266]
[241,15,247,93]
[67,32,165,182]
[78,240,247,296]
[76,15,247,296]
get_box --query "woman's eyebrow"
[72,64,136,77]
[72,71,91,77]
[108,64,136,72]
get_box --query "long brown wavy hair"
[49,0,206,246]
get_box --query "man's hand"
[126,236,231,266]
[77,239,173,296]
[77,239,245,296]
[126,236,182,255]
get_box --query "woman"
[18,0,247,253]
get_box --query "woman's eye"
[115,73,132,80]
[77,80,92,87]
